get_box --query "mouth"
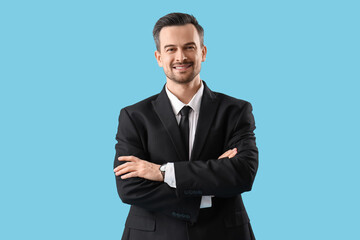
[173,63,192,71]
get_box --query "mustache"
[172,61,193,67]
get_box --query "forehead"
[159,24,201,48]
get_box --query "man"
[113,13,258,240]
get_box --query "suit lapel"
[190,82,220,161]
[152,86,188,162]
[152,82,220,162]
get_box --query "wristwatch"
[160,163,167,180]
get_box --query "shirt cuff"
[164,162,176,188]
[164,163,212,208]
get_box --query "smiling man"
[113,13,258,240]
[155,23,206,86]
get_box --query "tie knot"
[180,106,191,117]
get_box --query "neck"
[166,77,202,104]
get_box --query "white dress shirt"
[164,81,212,208]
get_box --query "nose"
[175,49,187,62]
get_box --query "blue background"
[1,0,359,239]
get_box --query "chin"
[167,72,200,85]
[170,77,195,85]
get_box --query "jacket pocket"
[125,214,156,232]
[224,210,250,228]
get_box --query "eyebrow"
[163,44,176,49]
[163,42,196,49]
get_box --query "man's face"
[155,24,207,85]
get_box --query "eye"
[186,46,195,50]
[166,48,175,52]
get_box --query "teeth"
[174,64,191,70]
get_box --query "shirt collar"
[165,81,204,116]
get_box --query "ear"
[154,50,163,67]
[201,45,207,62]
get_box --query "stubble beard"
[165,65,201,85]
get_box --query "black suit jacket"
[114,82,258,240]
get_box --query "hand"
[114,156,163,181]
[218,148,237,159]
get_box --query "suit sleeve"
[173,102,258,198]
[114,108,201,222]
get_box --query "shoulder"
[213,91,252,110]
[210,91,255,127]
[123,94,159,113]
[203,81,252,110]
[211,91,256,129]
[117,93,160,123]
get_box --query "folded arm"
[114,102,258,220]
[174,102,258,198]
[114,108,201,222]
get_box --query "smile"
[173,64,192,70]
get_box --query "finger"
[218,149,232,159]
[118,156,138,162]
[221,149,234,158]
[228,148,238,158]
[121,171,138,179]
[218,148,237,159]
[116,168,133,176]
[228,150,237,158]
[114,162,133,172]
[115,165,137,176]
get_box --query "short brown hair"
[153,12,204,51]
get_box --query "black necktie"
[179,106,191,160]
